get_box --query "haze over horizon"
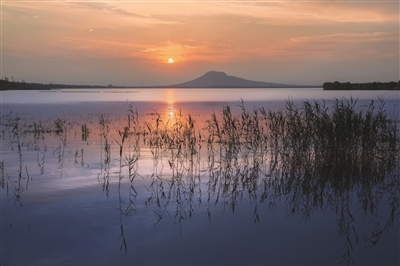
[2,1,399,86]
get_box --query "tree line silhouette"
[323,81,399,90]
[0,77,116,90]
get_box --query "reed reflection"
[29,120,48,175]
[53,118,67,177]
[140,98,399,262]
[143,106,203,233]
[1,99,398,264]
[98,114,111,197]
[2,113,30,206]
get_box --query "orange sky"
[1,0,399,86]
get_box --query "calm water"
[1,88,399,265]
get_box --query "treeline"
[0,77,117,91]
[323,81,399,91]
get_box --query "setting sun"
[168,57,174,64]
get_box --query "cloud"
[222,1,399,24]
[286,32,399,60]
[2,1,398,85]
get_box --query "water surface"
[1,88,399,265]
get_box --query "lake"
[1,88,399,265]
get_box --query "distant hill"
[167,71,310,88]
[0,71,314,90]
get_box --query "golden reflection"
[168,104,174,120]
[166,89,175,124]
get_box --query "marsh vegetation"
[1,98,399,264]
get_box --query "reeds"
[81,124,90,141]
[53,118,67,176]
[0,161,5,189]
[3,112,26,205]
[98,114,111,196]
[0,98,398,260]
[31,120,47,174]
[124,105,140,216]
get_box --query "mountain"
[167,71,304,88]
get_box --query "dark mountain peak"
[201,71,228,79]
[167,71,305,88]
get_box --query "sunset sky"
[1,0,399,86]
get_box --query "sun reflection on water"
[166,89,175,123]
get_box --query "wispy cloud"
[2,1,398,85]
[286,32,399,60]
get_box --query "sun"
[167,57,174,64]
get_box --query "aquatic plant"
[98,114,111,196]
[81,124,90,141]
[125,105,141,216]
[0,161,5,189]
[0,97,398,263]
[31,120,47,174]
[3,113,28,206]
[53,118,67,177]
